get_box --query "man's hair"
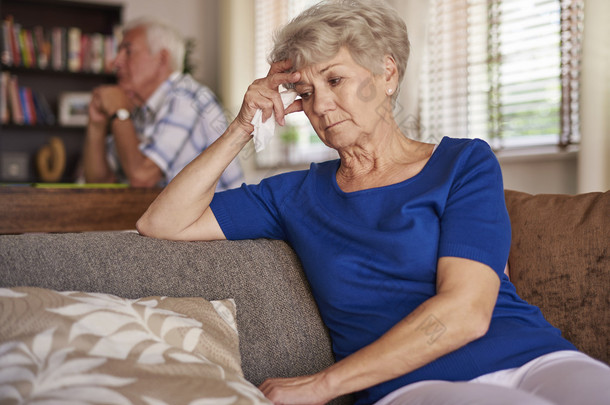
[269,0,410,96]
[123,18,185,73]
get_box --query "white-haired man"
[83,19,243,188]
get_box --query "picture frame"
[58,92,91,127]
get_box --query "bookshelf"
[0,0,122,183]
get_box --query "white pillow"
[0,287,272,404]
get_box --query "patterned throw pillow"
[0,287,272,405]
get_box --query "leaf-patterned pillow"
[0,287,272,405]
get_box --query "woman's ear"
[383,54,399,92]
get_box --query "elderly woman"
[137,1,610,404]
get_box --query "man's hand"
[88,85,133,127]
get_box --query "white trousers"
[375,351,610,405]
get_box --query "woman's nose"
[312,87,336,116]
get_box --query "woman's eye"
[299,91,312,100]
[329,77,342,86]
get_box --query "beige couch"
[0,189,607,404]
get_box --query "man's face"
[113,27,165,105]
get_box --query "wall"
[579,0,610,193]
[497,148,578,195]
[218,0,261,183]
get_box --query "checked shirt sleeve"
[139,79,242,188]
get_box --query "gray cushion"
[0,232,336,389]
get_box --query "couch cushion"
[0,286,272,404]
[504,190,609,364]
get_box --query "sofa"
[0,189,608,404]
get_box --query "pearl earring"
[387,88,394,95]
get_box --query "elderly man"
[83,18,243,189]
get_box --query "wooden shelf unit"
[0,0,122,183]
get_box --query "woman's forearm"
[322,294,488,397]
[262,292,489,404]
[260,258,500,404]
[324,260,498,400]
[136,121,251,240]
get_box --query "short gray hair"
[123,18,185,73]
[270,0,410,86]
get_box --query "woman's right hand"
[234,60,302,134]
[137,61,301,242]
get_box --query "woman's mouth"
[325,120,346,130]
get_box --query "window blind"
[420,0,584,148]
[254,0,318,78]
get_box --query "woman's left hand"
[259,373,333,405]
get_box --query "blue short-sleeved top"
[210,137,576,405]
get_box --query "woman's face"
[294,47,394,151]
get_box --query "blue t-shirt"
[210,137,576,405]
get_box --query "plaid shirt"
[107,73,243,189]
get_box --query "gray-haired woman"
[137,1,610,404]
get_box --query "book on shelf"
[1,15,119,73]
[104,36,115,73]
[24,29,36,68]
[24,87,37,125]
[50,26,65,70]
[33,25,50,69]
[5,17,21,67]
[33,89,55,126]
[80,34,90,72]
[89,33,104,74]
[67,27,81,72]
[1,20,11,65]
[19,87,31,124]
[18,28,37,68]
[0,71,9,123]
[16,28,26,66]
[0,72,55,126]
[7,74,23,124]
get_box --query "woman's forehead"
[294,48,355,74]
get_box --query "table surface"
[0,186,162,234]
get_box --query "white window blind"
[420,0,584,149]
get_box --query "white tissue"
[251,89,298,152]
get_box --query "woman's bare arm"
[135,121,250,240]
